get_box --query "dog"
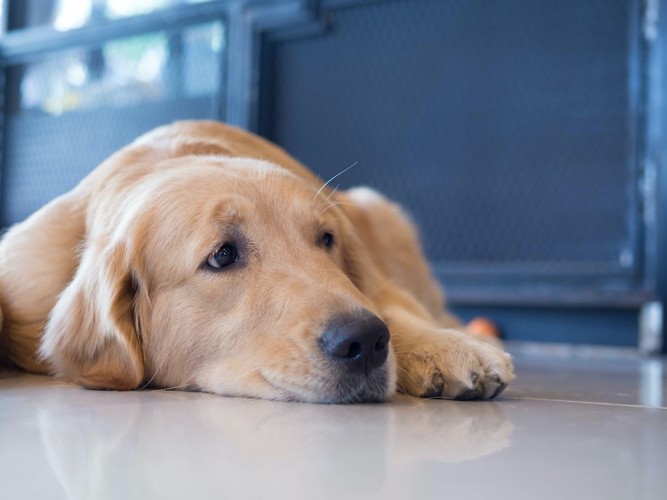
[0,121,514,403]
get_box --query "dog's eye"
[322,232,334,249]
[206,244,238,270]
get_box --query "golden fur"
[0,121,514,403]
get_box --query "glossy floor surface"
[1,346,665,500]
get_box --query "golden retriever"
[0,121,514,403]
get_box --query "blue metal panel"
[259,0,654,311]
[454,306,639,347]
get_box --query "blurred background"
[0,0,665,352]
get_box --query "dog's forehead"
[137,156,329,252]
[153,156,315,200]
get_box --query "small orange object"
[467,317,501,338]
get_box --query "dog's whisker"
[320,202,337,214]
[214,366,263,390]
[151,383,195,392]
[139,354,170,390]
[151,366,263,394]
[320,183,340,207]
[320,200,366,215]
[313,161,358,201]
[323,200,364,209]
[150,388,194,400]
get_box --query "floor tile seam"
[504,396,667,410]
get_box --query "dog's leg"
[365,280,515,399]
[395,327,515,400]
[343,187,461,328]
[377,286,514,399]
[341,187,514,399]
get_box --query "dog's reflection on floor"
[36,392,514,499]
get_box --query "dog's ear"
[331,194,381,295]
[340,230,372,293]
[40,240,145,390]
[334,212,381,297]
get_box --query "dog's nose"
[319,313,390,374]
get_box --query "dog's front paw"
[395,329,515,400]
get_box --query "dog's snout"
[319,313,390,374]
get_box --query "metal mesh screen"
[1,21,225,226]
[265,0,638,279]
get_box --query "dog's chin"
[325,372,393,404]
[271,366,395,405]
[199,359,396,404]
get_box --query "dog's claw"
[490,383,508,400]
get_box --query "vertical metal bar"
[654,0,667,353]
[0,0,8,37]
[225,2,254,129]
[629,0,645,285]
[639,301,663,353]
[0,0,12,224]
[213,21,227,121]
[166,31,184,98]
[642,0,660,293]
[0,66,6,223]
[224,1,316,132]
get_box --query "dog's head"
[40,156,396,403]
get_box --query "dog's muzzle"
[318,312,391,403]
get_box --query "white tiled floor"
[1,347,665,500]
